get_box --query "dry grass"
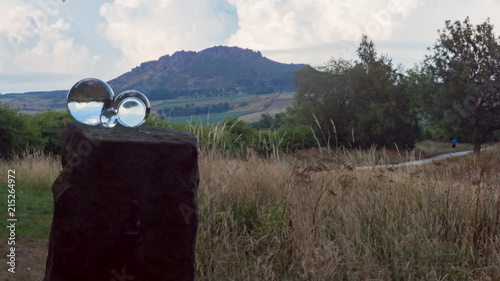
[0,150,57,280]
[289,145,419,167]
[1,149,61,190]
[0,143,499,280]
[196,145,500,280]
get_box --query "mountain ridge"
[0,46,304,119]
[107,46,304,100]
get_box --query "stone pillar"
[44,123,199,281]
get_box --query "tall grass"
[196,145,500,280]
[185,119,287,159]
[0,149,60,190]
[0,150,59,281]
[1,125,499,280]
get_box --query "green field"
[153,92,292,125]
[0,186,53,239]
[155,93,272,110]
[161,110,259,125]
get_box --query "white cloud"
[223,0,500,66]
[97,0,425,68]
[0,0,99,86]
[378,0,500,68]
[99,0,237,70]
[51,18,71,31]
[226,0,420,64]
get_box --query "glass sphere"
[100,108,118,128]
[67,78,114,125]
[115,90,150,127]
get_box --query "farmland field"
[154,92,295,124]
[0,91,296,124]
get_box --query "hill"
[0,46,304,121]
[0,90,67,114]
[108,46,304,100]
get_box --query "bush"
[0,103,41,158]
[0,103,75,158]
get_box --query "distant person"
[451,138,457,152]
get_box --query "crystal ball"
[100,108,118,128]
[115,90,151,127]
[67,78,114,125]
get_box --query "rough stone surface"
[44,123,199,281]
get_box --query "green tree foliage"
[0,103,32,158]
[251,113,316,152]
[224,117,255,145]
[291,61,352,146]
[251,113,287,130]
[405,65,449,141]
[424,17,500,153]
[34,110,74,154]
[0,102,74,157]
[291,35,420,149]
[278,122,317,152]
[350,36,420,148]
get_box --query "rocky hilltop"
[0,46,304,116]
[108,46,304,100]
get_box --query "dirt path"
[357,149,481,170]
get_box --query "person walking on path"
[451,138,457,152]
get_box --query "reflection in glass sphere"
[115,90,150,127]
[67,78,114,125]
[100,108,118,128]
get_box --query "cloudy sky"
[1,0,499,93]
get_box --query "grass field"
[155,93,262,110]
[0,142,499,280]
[0,151,59,280]
[165,110,260,125]
[154,92,295,124]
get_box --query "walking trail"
[357,149,481,170]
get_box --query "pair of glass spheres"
[67,78,150,128]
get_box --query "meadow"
[0,134,499,280]
[155,92,295,125]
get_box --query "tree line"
[147,82,287,101]
[291,17,500,152]
[0,105,73,158]
[158,102,232,118]
[0,103,317,159]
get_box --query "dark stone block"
[44,123,199,281]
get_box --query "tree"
[0,103,76,157]
[291,35,420,149]
[425,17,500,153]
[0,103,26,157]
[35,110,74,154]
[349,35,420,148]
[0,103,44,158]
[251,113,273,130]
[291,59,354,146]
[251,113,289,131]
